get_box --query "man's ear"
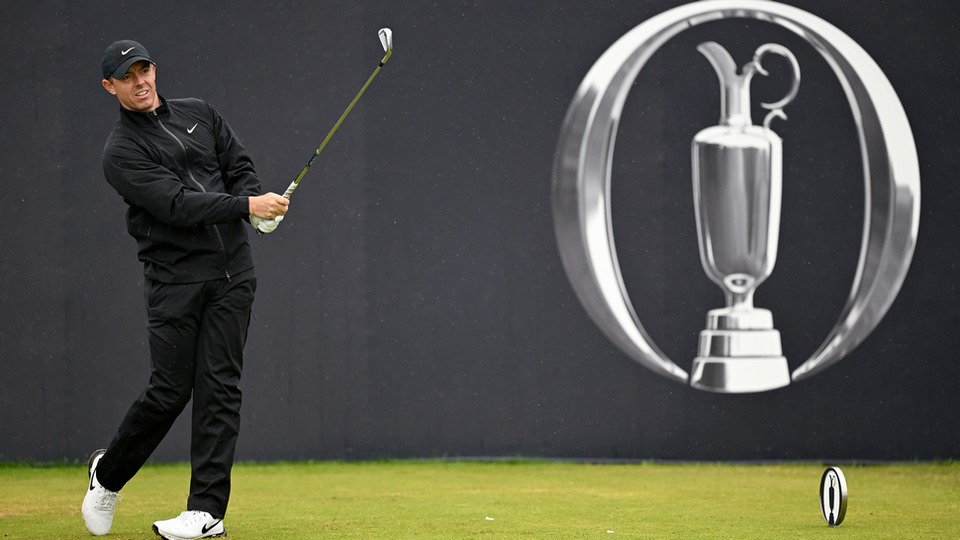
[102,78,117,95]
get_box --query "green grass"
[1,460,958,538]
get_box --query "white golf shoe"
[81,449,121,536]
[152,510,226,540]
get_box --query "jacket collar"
[119,95,169,127]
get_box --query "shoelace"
[177,511,207,526]
[94,489,121,511]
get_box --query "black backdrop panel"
[1,1,957,462]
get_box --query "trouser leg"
[96,280,204,492]
[187,276,256,519]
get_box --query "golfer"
[82,39,289,539]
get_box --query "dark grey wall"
[1,1,957,462]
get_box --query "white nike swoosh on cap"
[121,47,135,55]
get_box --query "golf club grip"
[282,180,298,199]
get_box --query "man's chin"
[123,97,159,112]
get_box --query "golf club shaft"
[281,63,386,200]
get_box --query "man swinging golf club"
[82,39,288,539]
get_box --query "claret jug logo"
[552,0,920,393]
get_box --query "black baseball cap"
[101,40,154,80]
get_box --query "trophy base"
[690,356,791,393]
[689,308,791,393]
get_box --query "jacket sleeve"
[208,102,262,199]
[103,135,250,228]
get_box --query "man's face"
[102,61,159,112]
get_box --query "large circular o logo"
[552,0,920,392]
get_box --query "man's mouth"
[135,89,149,97]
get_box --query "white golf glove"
[249,215,280,234]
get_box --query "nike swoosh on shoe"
[201,520,222,534]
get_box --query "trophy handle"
[752,43,801,112]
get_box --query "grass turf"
[0,460,957,538]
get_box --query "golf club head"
[378,28,393,65]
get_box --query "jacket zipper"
[152,111,232,281]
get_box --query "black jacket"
[103,97,260,283]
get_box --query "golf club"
[280,27,393,203]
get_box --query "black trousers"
[96,274,256,519]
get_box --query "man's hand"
[248,193,289,234]
[249,215,279,234]
[249,193,290,220]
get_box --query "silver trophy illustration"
[553,2,920,392]
[690,41,801,392]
